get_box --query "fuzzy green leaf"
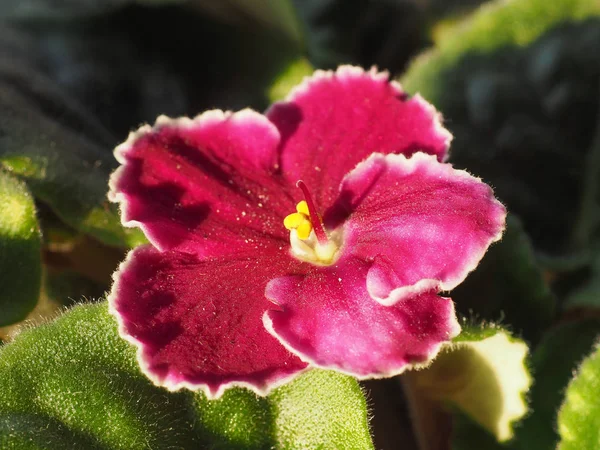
[269,369,372,449]
[403,2,600,260]
[0,171,41,326]
[418,325,530,442]
[407,325,530,450]
[401,0,600,262]
[0,302,373,449]
[512,319,600,450]
[193,369,373,450]
[456,321,600,450]
[403,0,600,99]
[557,339,600,450]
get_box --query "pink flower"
[108,66,506,398]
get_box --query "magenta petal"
[265,257,460,377]
[109,245,308,398]
[267,66,452,208]
[109,110,293,257]
[326,152,506,302]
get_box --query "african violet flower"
[108,66,506,398]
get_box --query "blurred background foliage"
[1,0,600,449]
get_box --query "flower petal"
[326,152,506,303]
[267,66,452,209]
[265,257,460,377]
[109,109,293,257]
[108,245,308,399]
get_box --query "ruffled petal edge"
[108,247,308,399]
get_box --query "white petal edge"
[107,248,308,400]
[344,151,507,299]
[265,64,452,161]
[107,108,282,254]
[262,296,461,380]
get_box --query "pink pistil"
[296,180,328,244]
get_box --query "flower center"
[283,181,341,265]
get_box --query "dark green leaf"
[564,248,600,309]
[0,0,171,20]
[291,0,429,74]
[512,319,600,450]
[452,215,556,343]
[43,271,106,307]
[0,170,41,326]
[403,0,600,100]
[452,412,506,450]
[191,0,303,45]
[402,0,600,261]
[0,6,306,248]
[0,25,145,248]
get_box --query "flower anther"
[284,181,341,265]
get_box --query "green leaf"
[192,0,303,45]
[0,170,41,326]
[0,0,181,20]
[0,7,311,250]
[268,370,372,449]
[415,325,531,443]
[452,412,506,450]
[0,302,373,449]
[451,215,556,343]
[400,0,600,264]
[403,11,600,261]
[194,369,373,450]
[0,66,145,248]
[291,0,428,73]
[514,319,600,450]
[402,0,600,99]
[267,58,314,103]
[452,322,504,343]
[564,247,600,310]
[405,325,530,449]
[43,271,106,307]
[426,0,490,24]
[557,339,600,450]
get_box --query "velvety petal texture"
[109,109,310,397]
[264,153,502,376]
[110,245,308,398]
[265,258,460,378]
[110,109,293,258]
[267,65,452,208]
[326,152,507,303]
[109,65,504,397]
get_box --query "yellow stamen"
[284,183,341,266]
[284,212,306,230]
[296,200,310,216]
[283,202,314,239]
[296,220,313,240]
